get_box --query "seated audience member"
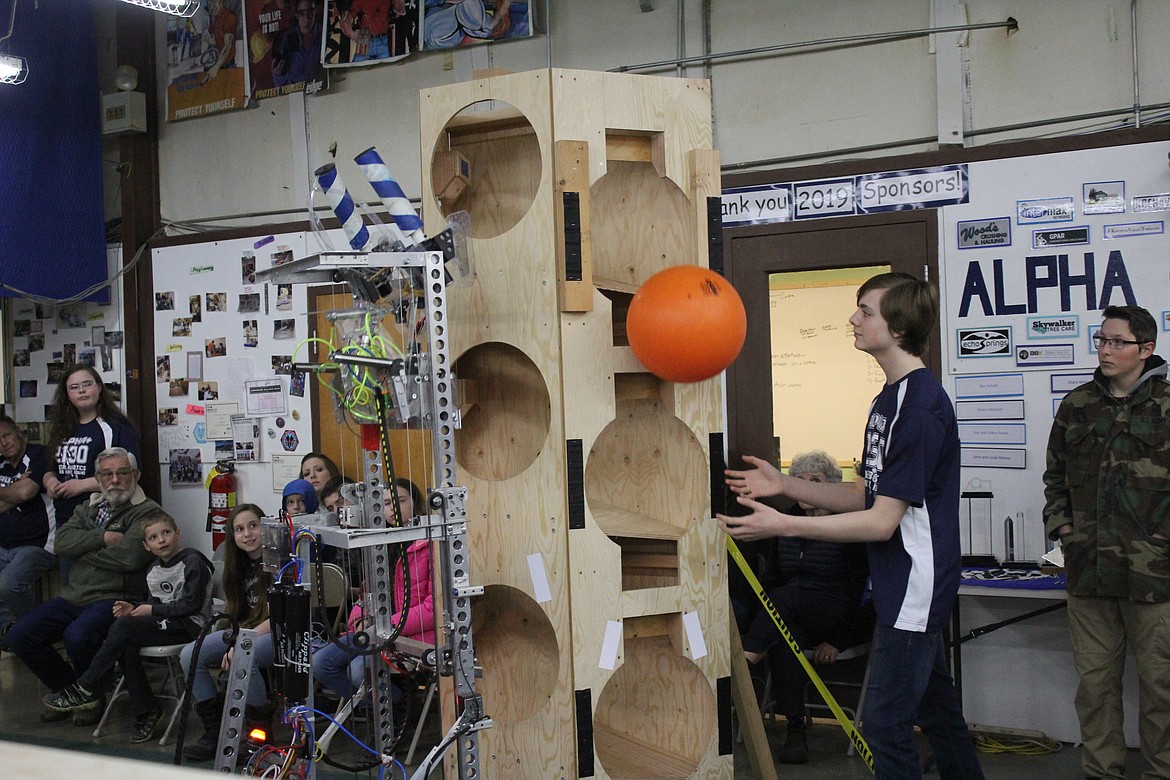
[283,478,320,516]
[319,475,362,596]
[42,514,213,743]
[0,414,58,642]
[739,450,870,765]
[300,452,341,496]
[43,365,142,586]
[180,503,274,761]
[318,475,353,515]
[312,479,433,719]
[6,447,157,724]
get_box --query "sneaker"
[131,709,164,743]
[778,715,809,764]
[42,683,100,713]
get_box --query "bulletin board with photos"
[150,228,342,526]
[6,246,129,440]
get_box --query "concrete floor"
[0,648,1152,779]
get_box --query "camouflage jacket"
[1043,355,1170,601]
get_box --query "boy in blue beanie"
[282,478,319,516]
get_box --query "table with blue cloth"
[951,567,1068,705]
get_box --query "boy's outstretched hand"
[717,494,793,542]
[725,455,785,499]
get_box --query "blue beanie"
[282,478,319,514]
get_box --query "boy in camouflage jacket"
[1043,304,1170,780]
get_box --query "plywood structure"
[419,68,729,780]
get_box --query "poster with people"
[166,0,249,121]
[246,0,326,98]
[323,0,418,68]
[420,0,530,50]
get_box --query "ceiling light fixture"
[116,0,201,18]
[0,52,28,84]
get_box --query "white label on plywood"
[527,552,552,603]
[683,610,708,660]
[600,620,622,670]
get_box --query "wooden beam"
[731,615,779,780]
[116,2,162,501]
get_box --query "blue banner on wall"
[0,0,108,301]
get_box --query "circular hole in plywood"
[471,584,559,724]
[430,100,540,239]
[585,398,706,539]
[590,160,691,289]
[594,634,715,779]
[454,342,551,482]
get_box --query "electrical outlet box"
[101,91,147,136]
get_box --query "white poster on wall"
[939,139,1170,566]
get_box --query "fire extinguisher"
[206,460,238,551]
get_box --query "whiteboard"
[769,269,887,466]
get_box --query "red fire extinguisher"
[206,460,238,551]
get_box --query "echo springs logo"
[958,329,1011,357]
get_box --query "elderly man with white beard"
[7,447,159,725]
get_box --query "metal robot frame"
[211,250,489,779]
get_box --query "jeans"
[312,634,406,705]
[741,582,852,717]
[313,634,366,700]
[0,546,57,628]
[863,624,984,779]
[78,615,195,716]
[7,596,118,692]
[180,628,274,706]
[352,34,389,62]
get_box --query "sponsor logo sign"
[1132,193,1170,213]
[1016,344,1075,367]
[1027,316,1078,339]
[1083,181,1125,215]
[957,328,1012,358]
[957,217,1011,249]
[1032,226,1089,249]
[1017,197,1075,224]
[1103,221,1164,239]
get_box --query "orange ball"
[626,265,747,383]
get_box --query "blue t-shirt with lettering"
[861,368,961,633]
[53,416,141,524]
[0,443,56,551]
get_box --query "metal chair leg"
[92,675,128,738]
[159,655,187,746]
[406,676,437,765]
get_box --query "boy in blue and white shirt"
[721,272,983,778]
[43,513,212,743]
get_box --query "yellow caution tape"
[726,536,874,773]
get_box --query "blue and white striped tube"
[315,163,371,251]
[354,147,427,246]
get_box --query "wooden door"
[724,210,939,473]
[307,286,435,493]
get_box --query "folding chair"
[92,642,190,745]
[311,562,351,636]
[803,637,874,756]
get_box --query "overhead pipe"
[1131,0,1141,128]
[610,18,1018,74]
[721,100,1170,173]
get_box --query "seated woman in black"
[739,450,873,765]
